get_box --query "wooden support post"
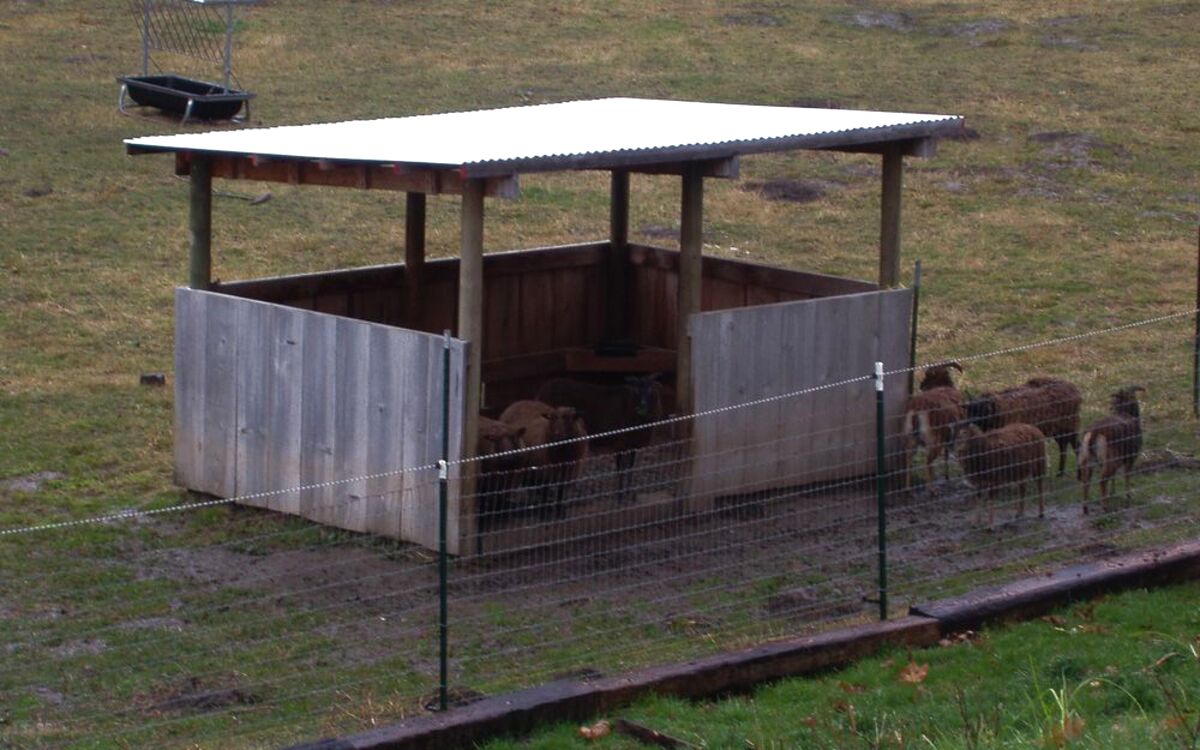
[879,147,903,289]
[607,169,630,341]
[677,163,703,416]
[405,192,427,327]
[459,180,485,459]
[189,156,213,290]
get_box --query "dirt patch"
[1040,33,1100,51]
[1028,131,1128,170]
[723,11,783,28]
[52,638,107,659]
[33,686,65,706]
[143,676,258,715]
[843,10,913,32]
[636,225,677,241]
[1,471,64,493]
[741,178,831,203]
[945,19,1008,37]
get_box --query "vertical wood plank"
[551,268,589,350]
[334,317,370,532]
[234,299,272,506]
[202,291,238,497]
[173,289,205,490]
[405,191,427,328]
[519,272,556,354]
[299,312,337,525]
[777,302,817,486]
[365,324,406,537]
[484,275,521,360]
[399,334,434,545]
[268,305,304,515]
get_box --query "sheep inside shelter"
[123,97,965,555]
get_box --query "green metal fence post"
[438,331,451,711]
[874,361,889,621]
[908,259,922,396]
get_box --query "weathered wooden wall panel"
[628,244,878,352]
[175,289,466,551]
[690,289,912,501]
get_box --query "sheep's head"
[626,373,663,420]
[964,394,997,430]
[478,422,526,460]
[920,361,963,391]
[1111,385,1146,419]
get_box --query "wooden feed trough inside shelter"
[125,98,964,554]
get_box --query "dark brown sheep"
[965,376,1081,477]
[919,361,963,391]
[499,399,590,519]
[957,422,1047,524]
[475,416,527,534]
[1078,385,1145,514]
[536,375,664,502]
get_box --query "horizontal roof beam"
[824,136,938,158]
[173,153,520,198]
[628,157,739,179]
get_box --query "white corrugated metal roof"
[124,97,963,176]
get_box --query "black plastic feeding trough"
[120,0,257,123]
[118,75,253,122]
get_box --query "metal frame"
[120,0,256,123]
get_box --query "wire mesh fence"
[2,311,1199,748]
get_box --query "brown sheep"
[536,375,664,502]
[475,416,527,534]
[956,422,1047,524]
[902,386,964,491]
[499,399,590,519]
[965,377,1081,477]
[1078,385,1145,515]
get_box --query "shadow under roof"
[124,97,965,178]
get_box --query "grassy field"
[482,580,1200,750]
[1,1,1199,747]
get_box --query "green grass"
[2,0,1200,747]
[481,580,1200,750]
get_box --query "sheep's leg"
[924,443,939,491]
[1055,437,1068,478]
[1036,474,1044,518]
[615,450,637,503]
[1099,471,1112,514]
[1015,481,1026,519]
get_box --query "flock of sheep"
[903,363,1147,523]
[474,375,668,528]
[467,360,1147,532]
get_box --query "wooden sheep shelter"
[125,98,964,554]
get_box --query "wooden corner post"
[879,147,903,289]
[459,180,485,460]
[677,163,704,416]
[405,192,427,327]
[607,169,631,341]
[189,155,213,290]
